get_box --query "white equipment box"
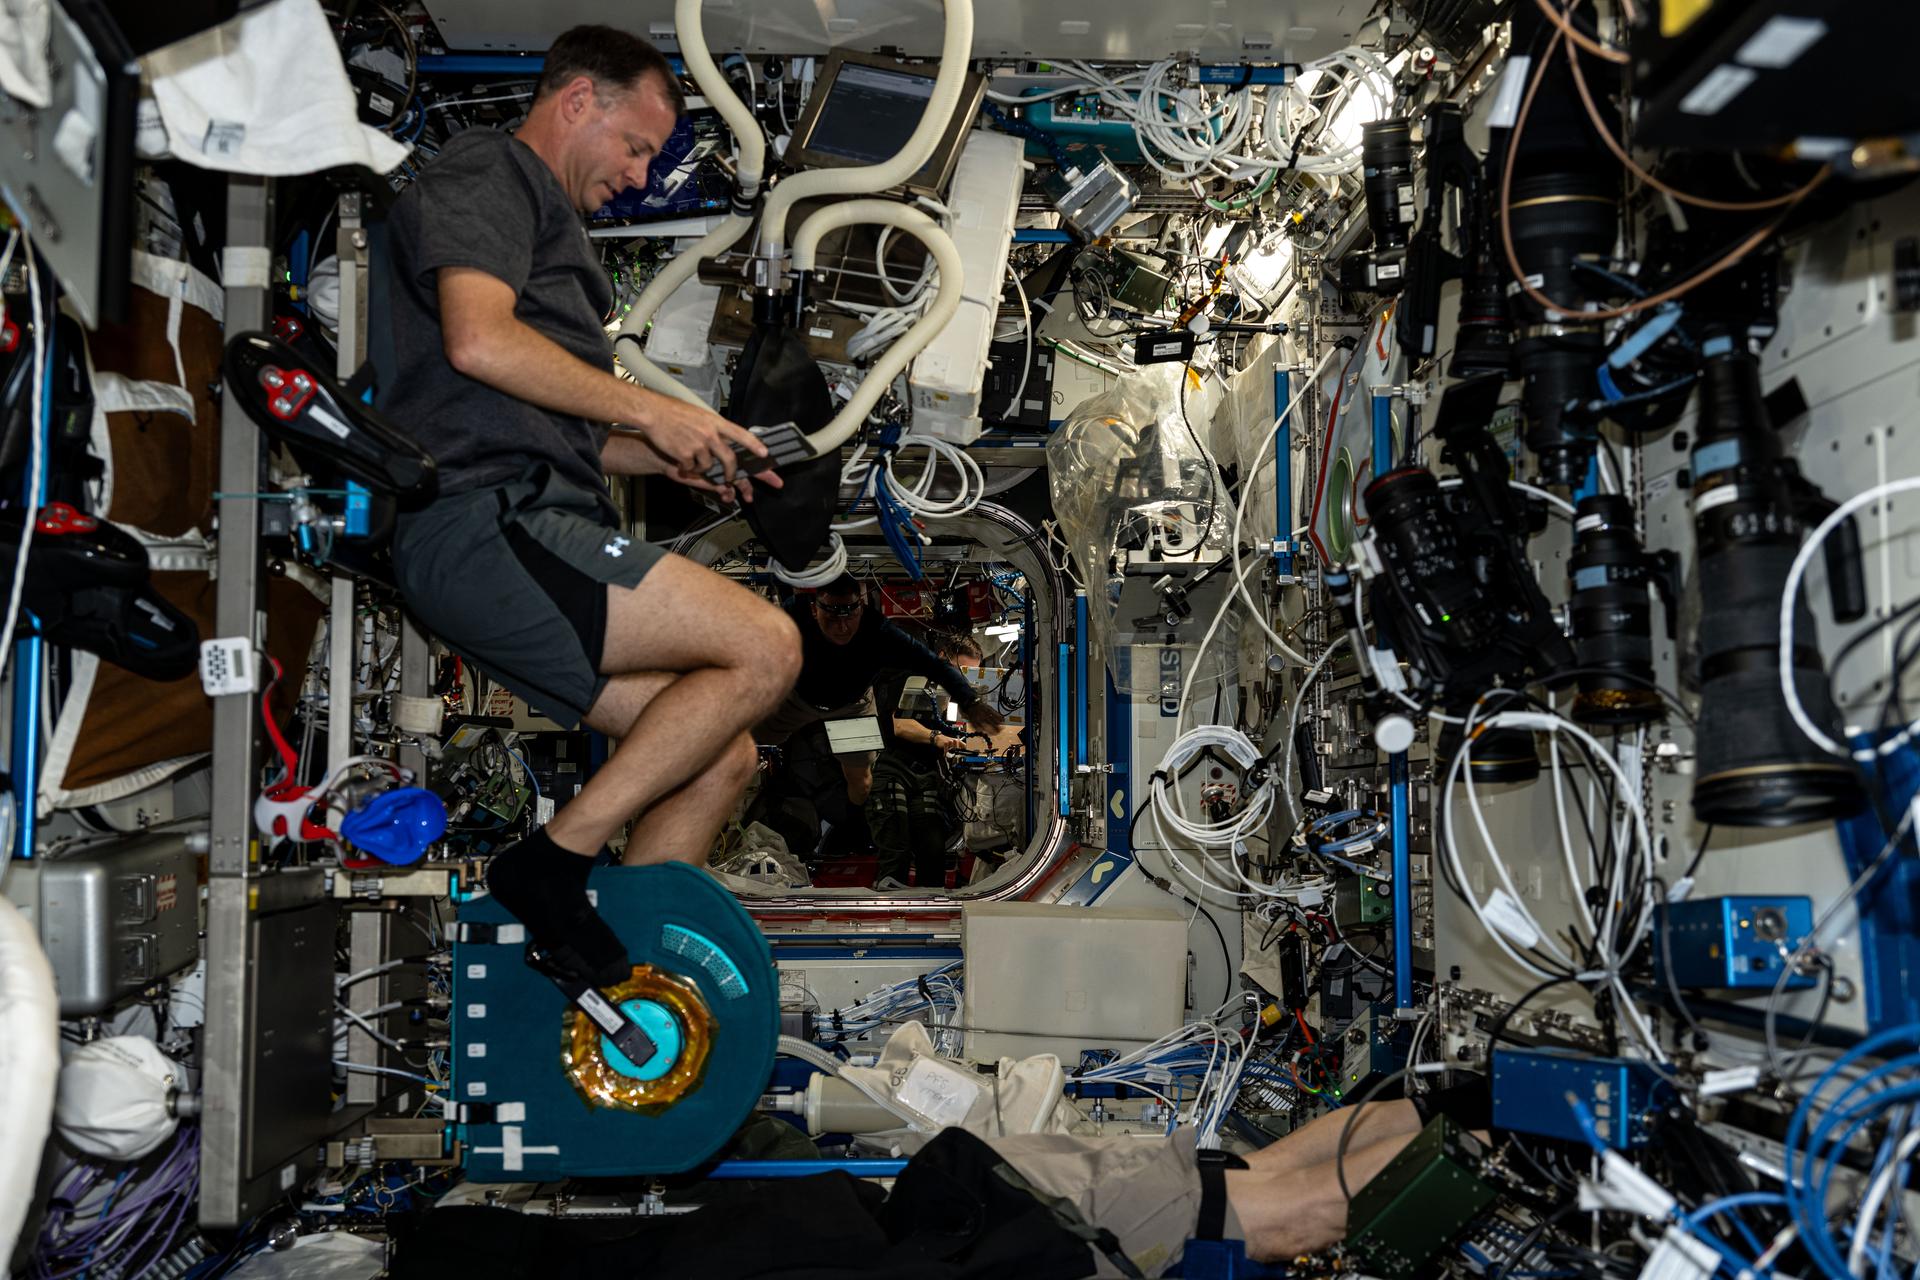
[641,268,724,406]
[909,129,1024,445]
[962,901,1187,1062]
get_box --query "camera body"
[1339,119,1417,297]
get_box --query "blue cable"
[1674,1220,1762,1280]
[1308,809,1390,855]
[1859,1122,1907,1280]
[1683,1194,1788,1227]
[1608,303,1684,368]
[1784,1025,1920,1279]
[1309,808,1368,830]
[979,99,1074,173]
[1590,371,1697,411]
[1311,847,1386,880]
[1565,1094,1607,1151]
[78,1169,135,1277]
[506,748,540,799]
[1685,1192,1781,1263]
[1811,1081,1920,1276]
[1572,257,1649,299]
[872,472,924,580]
[1875,1168,1904,1280]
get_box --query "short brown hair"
[937,632,983,663]
[538,25,686,114]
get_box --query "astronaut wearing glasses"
[754,575,1005,822]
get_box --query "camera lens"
[1361,119,1415,253]
[1343,119,1417,293]
[1437,718,1541,785]
[1568,494,1662,726]
[1363,467,1498,652]
[1507,175,1617,488]
[1689,336,1864,826]
[1450,266,1513,378]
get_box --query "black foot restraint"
[486,831,661,1064]
[485,830,631,987]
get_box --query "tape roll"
[393,694,445,736]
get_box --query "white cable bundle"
[1253,49,1392,177]
[845,229,939,365]
[875,225,936,305]
[769,532,850,589]
[1070,1001,1238,1121]
[1131,60,1255,182]
[884,434,985,520]
[846,304,926,364]
[1151,725,1274,848]
[1145,724,1325,904]
[1440,704,1668,1062]
[1048,48,1390,186]
[832,433,985,536]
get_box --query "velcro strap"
[453,921,525,944]
[1195,1150,1249,1241]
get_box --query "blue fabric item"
[340,787,448,865]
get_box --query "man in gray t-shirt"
[385,25,802,988]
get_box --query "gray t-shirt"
[385,128,616,500]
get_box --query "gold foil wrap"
[561,964,715,1113]
[1572,687,1660,718]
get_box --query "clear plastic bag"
[1046,364,1238,695]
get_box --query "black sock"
[486,828,630,986]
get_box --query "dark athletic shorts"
[392,463,664,728]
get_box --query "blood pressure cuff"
[1409,1073,1493,1132]
[725,324,837,573]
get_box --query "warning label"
[156,874,178,913]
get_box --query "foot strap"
[527,944,658,1065]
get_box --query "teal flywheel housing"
[451,862,779,1178]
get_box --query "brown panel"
[62,573,324,793]
[90,285,222,537]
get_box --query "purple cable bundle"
[32,1125,200,1280]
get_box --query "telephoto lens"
[1342,118,1416,293]
[1363,467,1498,653]
[1568,495,1666,727]
[1361,119,1415,252]
[1507,174,1617,489]
[1689,335,1864,826]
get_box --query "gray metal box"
[7,832,201,1015]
